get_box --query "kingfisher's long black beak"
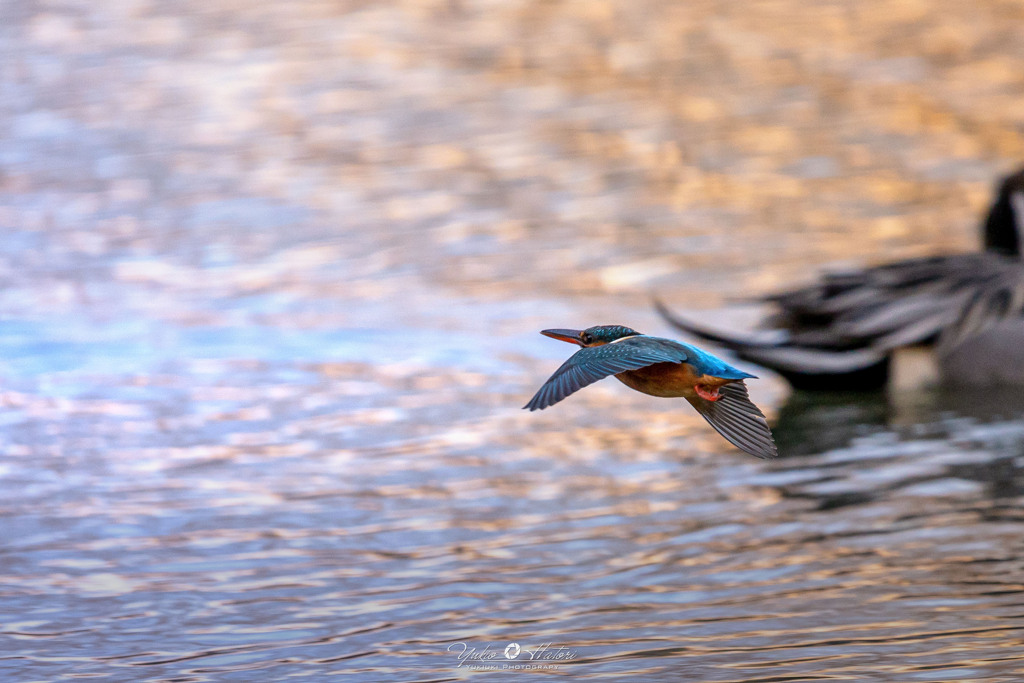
[541,328,584,346]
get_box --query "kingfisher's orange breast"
[615,362,733,398]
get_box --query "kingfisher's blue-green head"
[540,325,640,347]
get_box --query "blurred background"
[3,0,1024,680]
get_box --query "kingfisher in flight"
[525,325,777,459]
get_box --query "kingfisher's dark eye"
[581,332,594,344]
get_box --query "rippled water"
[4,0,1024,680]
[9,355,1024,681]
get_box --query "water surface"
[3,0,1024,680]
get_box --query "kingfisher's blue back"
[649,337,758,380]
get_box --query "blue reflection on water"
[0,318,509,380]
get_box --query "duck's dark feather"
[656,167,1024,390]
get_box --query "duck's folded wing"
[686,382,778,459]
[770,255,1005,345]
[657,254,1019,372]
[938,263,1024,353]
[767,255,986,322]
[524,338,686,411]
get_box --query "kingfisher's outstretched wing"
[524,337,687,411]
[686,382,778,459]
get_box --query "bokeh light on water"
[2,0,1024,680]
